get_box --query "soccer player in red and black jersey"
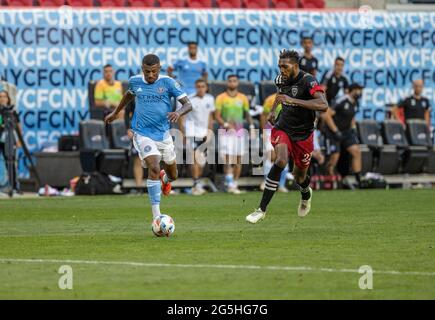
[246,50,329,223]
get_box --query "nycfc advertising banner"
[0,8,434,176]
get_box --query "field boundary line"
[1,258,435,277]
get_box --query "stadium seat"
[128,0,156,6]
[88,81,105,121]
[258,81,276,105]
[157,0,185,7]
[299,0,325,8]
[186,0,211,8]
[243,0,269,8]
[79,120,127,176]
[208,81,227,98]
[382,120,428,174]
[271,0,297,8]
[108,120,131,150]
[88,80,128,121]
[38,0,66,6]
[65,0,93,6]
[406,120,432,147]
[99,0,126,6]
[357,120,399,174]
[4,0,33,6]
[216,0,242,8]
[406,120,435,173]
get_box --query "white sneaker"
[246,208,266,224]
[192,186,206,196]
[278,186,289,193]
[228,186,242,194]
[298,187,312,217]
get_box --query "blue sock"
[225,174,234,187]
[147,179,161,218]
[279,166,289,187]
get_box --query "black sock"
[259,164,283,212]
[298,175,312,200]
[193,179,199,187]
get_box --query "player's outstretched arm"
[104,91,135,124]
[168,96,193,123]
[276,91,329,112]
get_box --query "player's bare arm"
[276,91,328,112]
[104,90,135,124]
[168,96,192,123]
[321,106,340,133]
[267,92,281,125]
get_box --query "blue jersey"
[129,75,186,141]
[173,58,206,95]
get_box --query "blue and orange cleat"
[160,170,172,196]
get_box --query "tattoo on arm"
[177,96,193,116]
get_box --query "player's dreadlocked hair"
[142,54,160,66]
[279,49,300,64]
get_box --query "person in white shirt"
[179,79,215,195]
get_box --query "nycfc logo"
[291,87,298,96]
[144,145,152,152]
[157,87,165,94]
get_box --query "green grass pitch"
[0,189,434,299]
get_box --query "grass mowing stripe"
[1,258,435,277]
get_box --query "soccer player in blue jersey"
[167,42,207,95]
[105,54,192,220]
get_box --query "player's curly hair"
[279,49,299,64]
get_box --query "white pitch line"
[1,258,435,277]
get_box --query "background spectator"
[167,42,207,96]
[94,64,124,120]
[322,83,364,188]
[321,57,349,106]
[215,75,254,194]
[0,90,22,194]
[392,79,431,128]
[299,36,319,78]
[179,79,215,195]
[0,80,17,107]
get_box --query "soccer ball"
[151,214,175,237]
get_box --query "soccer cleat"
[192,185,206,196]
[298,187,312,217]
[246,208,266,224]
[278,186,289,193]
[228,186,242,194]
[160,170,172,196]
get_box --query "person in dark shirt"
[321,57,349,105]
[299,36,318,78]
[246,49,328,223]
[322,83,363,187]
[0,90,21,193]
[392,79,431,128]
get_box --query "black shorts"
[325,130,359,155]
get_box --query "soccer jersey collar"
[285,71,304,86]
[142,75,164,84]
